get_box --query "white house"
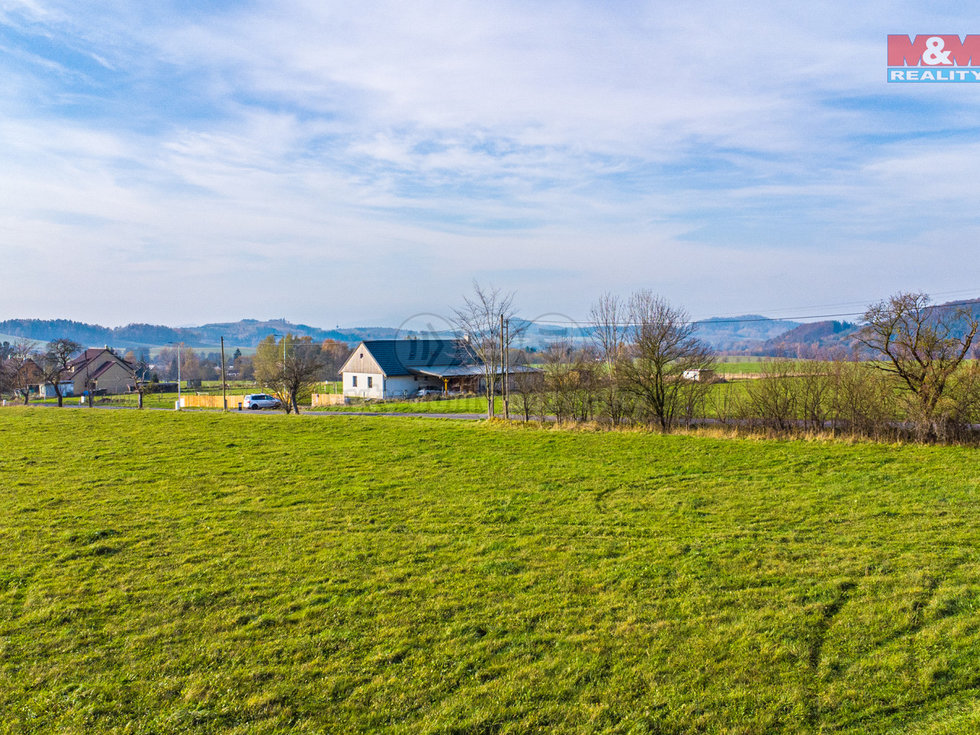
[340,339,484,399]
[681,368,716,382]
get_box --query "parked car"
[416,387,442,397]
[243,393,281,410]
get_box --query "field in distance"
[1,409,979,733]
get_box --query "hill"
[693,314,800,351]
[0,318,406,351]
[758,319,858,357]
[2,296,976,355]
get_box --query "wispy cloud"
[0,1,977,326]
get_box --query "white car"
[243,393,281,410]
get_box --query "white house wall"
[383,376,421,398]
[344,372,385,399]
[342,372,440,399]
[38,383,75,398]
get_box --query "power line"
[523,295,980,328]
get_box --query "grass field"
[714,360,772,375]
[316,395,495,414]
[2,409,980,733]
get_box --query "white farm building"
[340,339,485,399]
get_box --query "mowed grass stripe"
[1,408,979,733]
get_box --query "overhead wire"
[523,294,980,328]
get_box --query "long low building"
[340,339,538,400]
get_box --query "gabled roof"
[69,348,112,371]
[347,339,481,377]
[66,348,134,380]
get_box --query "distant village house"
[38,347,136,397]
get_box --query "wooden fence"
[179,394,248,409]
[311,393,347,407]
[178,393,348,409]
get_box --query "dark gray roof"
[411,365,487,378]
[358,339,481,377]
[413,364,541,378]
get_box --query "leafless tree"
[42,338,81,407]
[539,340,580,426]
[827,361,896,440]
[615,291,714,432]
[254,334,324,414]
[589,293,631,425]
[707,379,739,426]
[796,360,832,431]
[677,370,713,428]
[856,292,978,439]
[510,350,541,422]
[740,360,799,432]
[452,282,520,418]
[2,340,40,404]
[127,358,150,409]
[571,344,602,422]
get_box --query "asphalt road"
[3,403,488,420]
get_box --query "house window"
[352,376,357,387]
[367,376,373,388]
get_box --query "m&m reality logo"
[888,35,980,82]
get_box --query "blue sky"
[1,1,978,327]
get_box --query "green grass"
[316,395,497,414]
[715,359,789,374]
[2,409,980,733]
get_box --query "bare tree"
[740,360,799,432]
[254,334,324,414]
[42,339,82,407]
[452,282,520,418]
[827,361,896,440]
[127,357,151,409]
[615,291,714,432]
[539,340,578,426]
[510,350,541,422]
[796,360,832,432]
[856,292,978,439]
[3,340,40,404]
[571,344,602,422]
[590,293,630,425]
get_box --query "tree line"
[460,287,980,443]
[4,288,979,442]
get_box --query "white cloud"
[0,0,978,326]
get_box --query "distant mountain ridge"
[0,314,804,352]
[757,320,857,357]
[0,318,407,351]
[2,297,977,354]
[693,314,801,352]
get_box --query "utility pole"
[220,336,227,411]
[504,318,510,420]
[499,313,505,419]
[176,342,182,411]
